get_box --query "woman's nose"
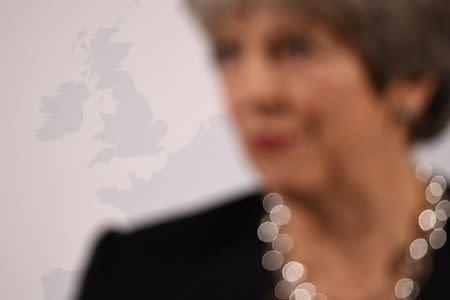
[238,54,285,116]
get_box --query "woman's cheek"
[285,74,337,132]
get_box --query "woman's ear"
[383,73,438,124]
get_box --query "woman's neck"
[271,139,426,253]
[262,144,429,299]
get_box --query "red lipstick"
[251,134,294,152]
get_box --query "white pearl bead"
[263,193,284,213]
[431,175,447,193]
[270,204,291,226]
[430,229,447,250]
[409,238,428,260]
[415,162,433,183]
[435,200,450,221]
[394,278,414,299]
[296,283,316,295]
[275,280,296,300]
[282,261,306,283]
[272,233,294,254]
[418,209,437,231]
[262,250,284,271]
[289,288,313,300]
[257,221,279,242]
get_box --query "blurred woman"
[75,1,450,299]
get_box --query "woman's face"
[209,5,404,193]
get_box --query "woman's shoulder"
[83,187,264,266]
[74,188,264,300]
[116,188,263,253]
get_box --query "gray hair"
[185,0,450,142]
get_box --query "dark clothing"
[74,188,450,300]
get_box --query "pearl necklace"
[257,162,449,300]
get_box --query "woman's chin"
[257,165,327,196]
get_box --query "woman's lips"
[250,133,295,152]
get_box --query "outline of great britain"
[36,16,252,300]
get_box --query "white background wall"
[1,1,449,300]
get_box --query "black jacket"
[74,188,450,300]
